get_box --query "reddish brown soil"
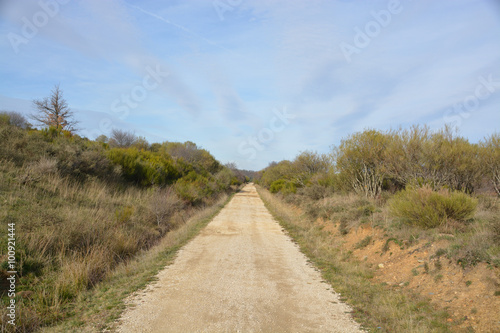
[320,221,500,332]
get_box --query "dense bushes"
[269,179,297,195]
[334,130,387,198]
[258,152,333,197]
[257,124,497,269]
[54,141,115,180]
[0,118,239,202]
[0,123,117,182]
[0,117,234,192]
[333,126,485,197]
[162,141,222,174]
[258,125,499,272]
[259,125,498,199]
[107,148,180,186]
[388,186,477,228]
[174,171,215,204]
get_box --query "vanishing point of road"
[117,183,362,333]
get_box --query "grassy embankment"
[257,185,500,332]
[0,116,243,332]
[255,125,499,332]
[42,191,234,332]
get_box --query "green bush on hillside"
[174,169,233,205]
[107,148,180,186]
[269,179,285,193]
[389,186,477,228]
[270,179,297,195]
[174,171,216,204]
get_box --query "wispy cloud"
[1,0,499,170]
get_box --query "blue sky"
[1,0,499,170]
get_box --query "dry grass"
[257,186,452,333]
[41,192,231,332]
[149,187,183,228]
[0,158,234,332]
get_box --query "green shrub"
[214,167,235,191]
[0,113,10,126]
[174,171,216,205]
[269,179,296,195]
[259,161,294,188]
[56,143,114,180]
[389,186,477,228]
[107,148,180,186]
[281,181,297,195]
[270,179,286,193]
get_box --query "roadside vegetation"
[258,188,452,332]
[257,125,499,267]
[43,193,234,332]
[0,106,247,332]
[256,125,499,331]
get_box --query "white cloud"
[1,0,499,170]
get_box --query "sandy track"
[116,184,362,333]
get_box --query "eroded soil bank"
[322,221,500,332]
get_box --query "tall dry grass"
[0,158,230,332]
[42,192,231,332]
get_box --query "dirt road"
[116,184,362,332]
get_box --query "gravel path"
[116,183,362,333]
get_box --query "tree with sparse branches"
[109,129,137,148]
[31,85,78,132]
[0,110,31,128]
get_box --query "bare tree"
[31,85,78,131]
[225,162,237,170]
[0,110,31,128]
[109,129,137,148]
[163,141,201,163]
